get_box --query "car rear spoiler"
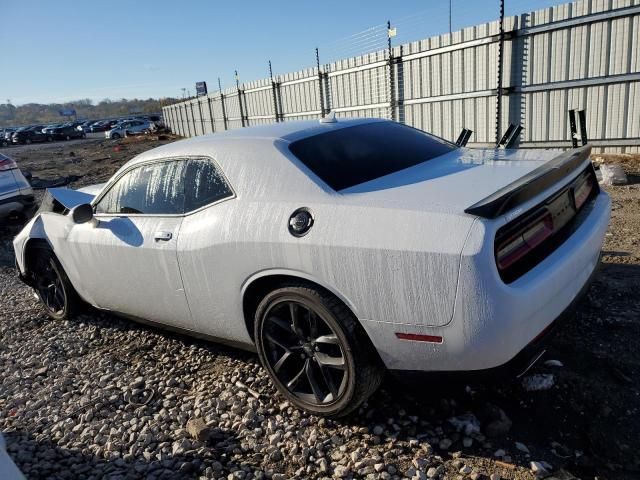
[464,144,592,219]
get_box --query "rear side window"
[184,158,233,212]
[96,160,187,215]
[288,122,456,191]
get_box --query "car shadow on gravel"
[4,427,238,479]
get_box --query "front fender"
[13,214,49,274]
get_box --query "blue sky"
[1,0,563,105]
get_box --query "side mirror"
[70,203,94,224]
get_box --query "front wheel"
[111,133,120,139]
[25,138,32,144]
[255,285,384,418]
[29,247,81,320]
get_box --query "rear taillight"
[0,156,17,171]
[573,175,593,210]
[496,211,554,271]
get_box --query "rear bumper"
[389,254,599,381]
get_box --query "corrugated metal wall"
[163,0,640,152]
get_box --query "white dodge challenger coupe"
[13,117,610,417]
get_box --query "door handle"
[154,231,173,241]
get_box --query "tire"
[65,135,71,141]
[25,138,32,145]
[111,133,120,139]
[82,133,86,139]
[29,246,81,320]
[254,284,384,418]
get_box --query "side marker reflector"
[395,332,443,344]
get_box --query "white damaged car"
[13,118,610,417]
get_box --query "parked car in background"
[1,129,14,147]
[91,120,119,132]
[13,118,611,417]
[105,120,151,139]
[0,153,35,222]
[88,121,107,132]
[50,125,86,140]
[77,121,96,132]
[12,126,50,144]
[42,124,62,134]
[2,128,17,146]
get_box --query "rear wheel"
[111,133,121,139]
[255,284,384,417]
[29,247,81,320]
[25,138,32,145]
[65,135,71,141]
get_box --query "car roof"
[126,117,381,167]
[110,117,386,199]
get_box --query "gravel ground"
[1,140,638,480]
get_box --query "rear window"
[288,122,456,191]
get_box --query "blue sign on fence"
[59,108,76,116]
[195,82,207,96]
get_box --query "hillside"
[0,98,180,127]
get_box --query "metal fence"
[163,0,640,153]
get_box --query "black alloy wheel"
[262,299,348,404]
[30,247,81,320]
[255,285,384,417]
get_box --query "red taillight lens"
[0,155,17,171]
[496,211,554,270]
[573,176,593,210]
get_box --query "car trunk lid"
[342,145,592,218]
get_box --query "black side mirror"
[70,203,94,224]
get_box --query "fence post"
[189,101,196,136]
[396,45,405,123]
[235,70,246,128]
[178,104,186,136]
[197,98,205,135]
[207,96,215,133]
[315,48,326,117]
[186,103,193,137]
[387,20,397,122]
[218,77,228,131]
[269,61,281,122]
[495,0,505,144]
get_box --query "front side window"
[184,158,233,212]
[95,160,187,215]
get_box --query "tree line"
[0,98,180,127]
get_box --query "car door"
[63,158,194,329]
[176,158,240,339]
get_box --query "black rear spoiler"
[464,144,592,219]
